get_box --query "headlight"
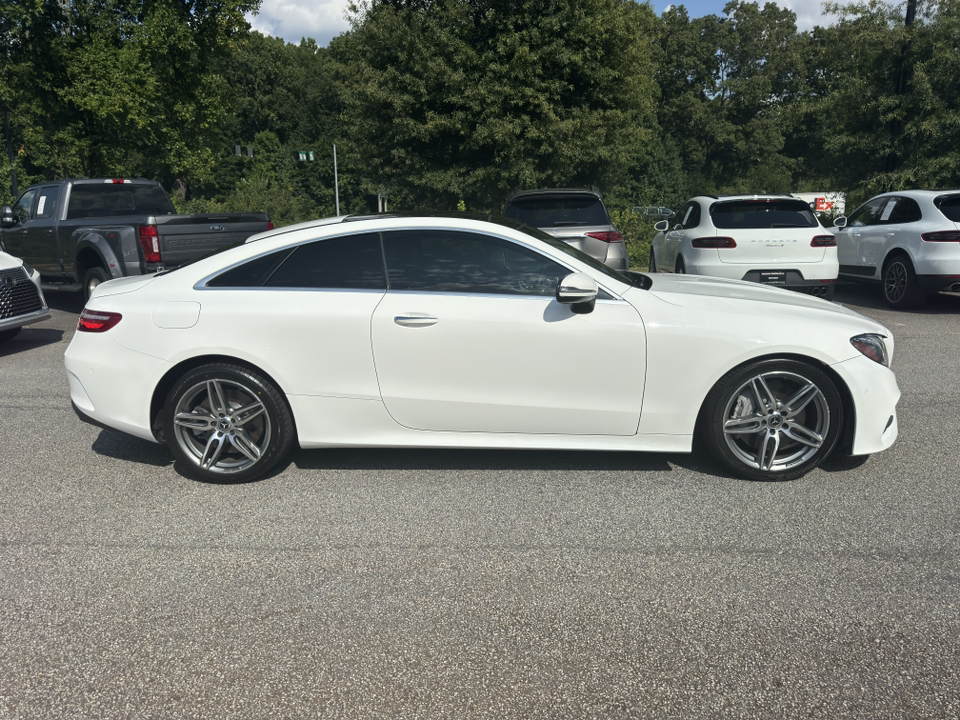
[20,260,36,277]
[851,334,889,367]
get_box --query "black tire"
[675,256,686,274]
[882,254,927,309]
[700,358,843,481]
[83,266,109,301]
[649,248,658,273]
[162,363,294,482]
[0,327,21,344]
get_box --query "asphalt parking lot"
[1,282,958,719]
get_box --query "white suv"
[650,195,839,299]
[832,190,960,309]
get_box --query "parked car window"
[504,196,609,227]
[847,197,888,227]
[206,249,294,288]
[679,202,701,229]
[67,184,176,219]
[266,233,386,289]
[710,199,817,229]
[382,229,568,296]
[11,189,38,224]
[934,194,960,222]
[886,197,922,223]
[36,186,61,220]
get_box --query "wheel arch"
[693,352,856,455]
[149,354,297,443]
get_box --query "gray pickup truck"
[0,178,272,299]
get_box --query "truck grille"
[0,268,44,320]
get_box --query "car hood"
[639,273,885,327]
[90,274,157,298]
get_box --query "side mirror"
[1,206,15,229]
[833,216,847,228]
[654,220,669,232]
[556,272,598,314]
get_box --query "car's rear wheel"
[700,359,843,481]
[648,248,658,273]
[675,256,686,274]
[882,254,927,309]
[162,363,294,482]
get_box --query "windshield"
[504,196,610,227]
[67,183,175,219]
[710,199,819,229]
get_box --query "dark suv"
[503,189,628,270]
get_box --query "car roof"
[693,194,799,202]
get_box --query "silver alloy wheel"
[721,370,831,473]
[883,259,909,304]
[172,378,272,475]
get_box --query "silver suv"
[503,189,628,270]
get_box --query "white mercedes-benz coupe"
[64,215,900,483]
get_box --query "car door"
[664,202,700,271]
[3,185,63,276]
[197,232,387,400]
[860,197,906,268]
[371,228,646,436]
[837,197,886,271]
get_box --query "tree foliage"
[4,0,960,225]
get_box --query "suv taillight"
[585,230,624,243]
[922,231,960,242]
[78,309,122,332]
[811,235,837,247]
[138,225,161,263]
[692,237,737,248]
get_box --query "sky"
[245,0,863,47]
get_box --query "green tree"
[331,0,659,212]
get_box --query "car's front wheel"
[700,359,843,481]
[162,363,294,482]
[882,254,927,309]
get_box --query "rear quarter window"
[710,200,819,229]
[935,194,960,222]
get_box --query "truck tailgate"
[156,214,271,267]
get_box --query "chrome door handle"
[394,315,438,328]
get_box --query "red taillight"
[811,235,837,247]
[585,230,624,243]
[692,236,737,248]
[78,309,122,332]
[138,224,161,263]
[922,231,960,242]
[266,221,275,231]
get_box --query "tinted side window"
[207,249,293,287]
[12,189,38,224]
[848,197,887,227]
[886,197,922,223]
[34,186,61,220]
[935,194,960,222]
[266,233,385,289]
[680,202,701,229]
[383,230,568,296]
